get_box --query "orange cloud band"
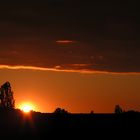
[0,65,140,75]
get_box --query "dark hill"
[0,109,140,139]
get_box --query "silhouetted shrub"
[90,110,94,114]
[126,110,139,114]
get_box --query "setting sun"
[19,103,35,113]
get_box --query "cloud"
[0,44,139,74]
[0,1,139,73]
[0,65,139,75]
[56,40,77,44]
[0,65,94,74]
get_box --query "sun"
[19,103,34,113]
[22,105,32,113]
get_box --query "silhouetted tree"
[54,108,68,114]
[115,105,123,114]
[0,82,15,109]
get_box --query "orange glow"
[1,69,140,113]
[19,103,35,113]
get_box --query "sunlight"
[19,103,34,113]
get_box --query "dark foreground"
[0,109,140,139]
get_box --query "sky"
[0,0,140,113]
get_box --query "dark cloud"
[0,0,140,73]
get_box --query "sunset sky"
[0,0,140,113]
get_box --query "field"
[0,109,139,139]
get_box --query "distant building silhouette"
[0,82,15,108]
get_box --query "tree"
[114,105,123,114]
[0,82,15,109]
[54,108,68,114]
